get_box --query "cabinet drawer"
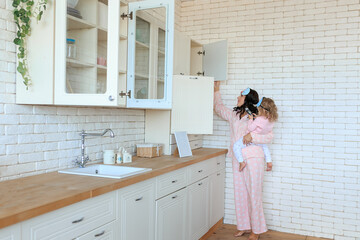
[22,192,116,240]
[76,221,116,240]
[0,223,21,240]
[208,155,226,174]
[187,160,209,185]
[156,168,187,199]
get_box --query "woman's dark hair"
[233,89,259,119]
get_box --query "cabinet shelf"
[136,40,149,49]
[67,15,96,30]
[98,27,107,41]
[120,34,127,40]
[98,28,127,41]
[97,66,127,75]
[67,58,95,68]
[135,73,149,80]
[97,65,107,74]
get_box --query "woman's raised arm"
[214,82,233,122]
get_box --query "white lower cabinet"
[117,179,155,240]
[0,223,21,240]
[0,154,226,240]
[187,177,210,240]
[22,191,116,240]
[155,188,187,240]
[209,169,225,227]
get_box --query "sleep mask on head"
[241,88,250,96]
[257,97,269,111]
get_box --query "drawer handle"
[72,217,84,224]
[172,195,178,199]
[217,162,220,165]
[217,173,221,176]
[198,182,203,186]
[95,230,105,237]
[171,180,177,183]
[135,197,143,201]
[198,170,203,173]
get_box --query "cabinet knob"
[172,195,178,199]
[198,170,203,173]
[198,182,203,186]
[135,197,143,201]
[171,180,177,183]
[108,95,115,101]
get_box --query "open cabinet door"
[54,0,120,106]
[203,40,227,81]
[127,0,174,109]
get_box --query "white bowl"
[67,0,79,8]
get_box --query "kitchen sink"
[58,164,152,179]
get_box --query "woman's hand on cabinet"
[214,81,220,92]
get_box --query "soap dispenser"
[116,147,123,164]
[123,149,132,163]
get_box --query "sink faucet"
[75,129,115,168]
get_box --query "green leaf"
[37,11,43,21]
[13,0,20,8]
[13,38,21,45]
[17,63,25,74]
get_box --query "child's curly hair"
[259,97,278,122]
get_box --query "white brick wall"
[0,1,146,181]
[180,0,360,239]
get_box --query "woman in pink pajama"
[214,82,273,240]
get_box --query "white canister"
[103,150,115,164]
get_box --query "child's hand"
[266,162,272,171]
[239,162,246,172]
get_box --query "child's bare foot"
[239,162,246,172]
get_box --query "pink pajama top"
[248,116,274,134]
[214,92,273,160]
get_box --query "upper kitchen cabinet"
[16,0,174,109]
[126,0,174,109]
[190,39,228,81]
[54,0,128,106]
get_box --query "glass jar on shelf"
[66,38,77,59]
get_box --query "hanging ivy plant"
[13,0,48,90]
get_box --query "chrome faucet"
[75,129,115,168]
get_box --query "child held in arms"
[233,95,278,172]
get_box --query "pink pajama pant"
[232,157,267,234]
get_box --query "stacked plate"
[67,7,82,19]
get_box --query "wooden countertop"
[0,148,227,229]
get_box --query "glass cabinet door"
[127,0,174,109]
[54,0,120,106]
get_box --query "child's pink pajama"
[214,92,273,234]
[233,116,274,163]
